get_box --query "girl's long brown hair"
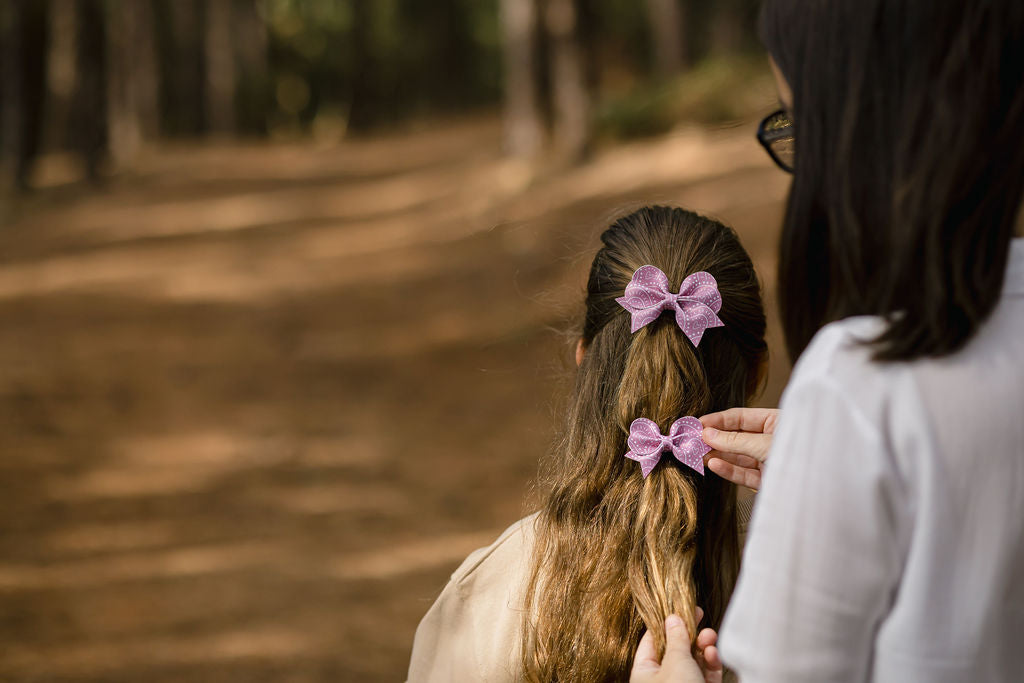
[521,206,767,682]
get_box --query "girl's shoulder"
[407,514,538,683]
[449,512,539,595]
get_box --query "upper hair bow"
[615,266,724,346]
[624,417,710,478]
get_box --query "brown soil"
[0,116,790,682]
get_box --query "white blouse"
[720,238,1024,682]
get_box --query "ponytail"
[618,322,710,650]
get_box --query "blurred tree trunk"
[107,0,159,166]
[234,0,268,135]
[72,0,107,181]
[573,0,600,97]
[543,0,590,162]
[432,0,473,109]
[347,0,374,130]
[157,0,205,136]
[47,0,76,152]
[645,0,686,76]
[133,1,160,138]
[204,0,235,136]
[177,0,206,135]
[0,2,23,185]
[2,0,49,190]
[710,0,744,56]
[499,0,543,157]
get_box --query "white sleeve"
[719,375,908,682]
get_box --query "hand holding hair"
[630,608,723,683]
[699,408,779,491]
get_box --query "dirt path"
[0,117,789,682]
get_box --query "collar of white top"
[1006,237,1024,296]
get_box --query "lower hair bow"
[624,417,710,478]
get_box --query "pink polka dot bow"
[624,417,710,478]
[615,266,724,346]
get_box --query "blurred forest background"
[1,0,769,189]
[0,1,790,682]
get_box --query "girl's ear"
[575,338,586,367]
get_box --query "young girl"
[407,206,767,682]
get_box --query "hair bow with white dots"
[624,417,710,478]
[615,265,724,346]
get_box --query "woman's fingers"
[630,615,706,683]
[695,627,717,651]
[631,628,661,676]
[701,428,772,463]
[707,456,762,490]
[704,449,761,470]
[659,615,702,675]
[701,644,722,671]
[700,408,779,434]
[694,627,722,683]
[700,646,723,683]
[630,610,720,683]
[699,409,778,477]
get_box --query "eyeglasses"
[757,109,794,173]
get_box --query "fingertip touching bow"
[614,265,724,346]
[624,417,710,478]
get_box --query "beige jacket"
[407,492,755,682]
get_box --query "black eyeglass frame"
[757,109,795,174]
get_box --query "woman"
[634,1,1024,681]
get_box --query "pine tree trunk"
[5,0,50,189]
[133,1,160,139]
[710,0,743,57]
[645,0,686,77]
[47,0,77,152]
[0,1,24,185]
[72,0,107,181]
[107,0,159,166]
[204,0,235,136]
[347,0,374,131]
[574,0,600,95]
[164,0,205,135]
[499,0,543,158]
[543,0,590,162]
[234,0,268,135]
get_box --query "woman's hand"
[630,613,723,683]
[700,408,779,490]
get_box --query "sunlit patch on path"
[330,530,505,582]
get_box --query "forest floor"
[0,115,790,682]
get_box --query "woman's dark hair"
[761,0,1024,361]
[521,206,767,682]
